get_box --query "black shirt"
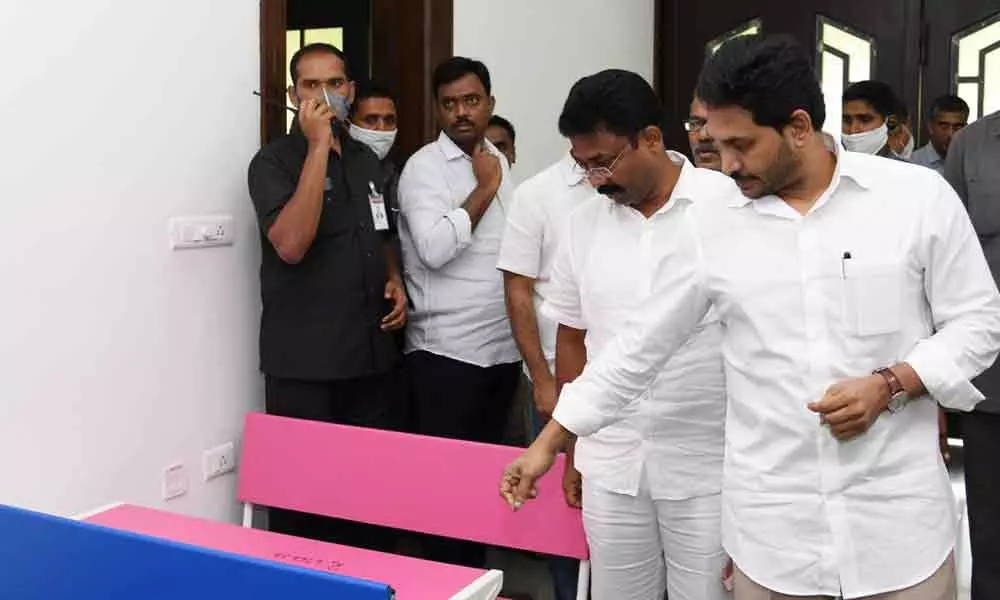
[247,131,400,381]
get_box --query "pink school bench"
[84,413,590,599]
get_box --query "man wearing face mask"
[348,82,400,207]
[841,80,911,160]
[247,43,407,547]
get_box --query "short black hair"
[350,82,397,118]
[843,80,905,119]
[696,35,826,131]
[487,115,516,143]
[432,56,492,99]
[929,94,970,120]
[289,43,349,85]
[558,69,662,139]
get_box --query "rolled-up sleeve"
[497,184,544,278]
[398,157,473,270]
[553,210,712,436]
[905,176,1000,410]
[539,220,586,330]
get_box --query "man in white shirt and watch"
[501,35,1000,600]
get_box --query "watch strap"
[874,367,904,397]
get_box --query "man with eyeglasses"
[397,56,520,568]
[513,69,730,600]
[685,97,723,171]
[503,36,1000,600]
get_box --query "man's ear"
[346,80,356,105]
[287,85,299,108]
[639,125,665,151]
[488,95,496,115]
[787,109,813,148]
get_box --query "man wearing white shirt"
[498,153,591,422]
[531,69,729,600]
[501,35,1000,599]
[398,56,519,567]
[496,152,592,600]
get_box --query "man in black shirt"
[347,82,400,208]
[247,43,406,546]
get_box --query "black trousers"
[264,369,406,553]
[963,410,1000,600]
[405,350,521,567]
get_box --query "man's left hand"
[382,279,407,332]
[808,374,891,441]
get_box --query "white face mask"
[842,123,888,155]
[348,124,397,160]
[895,133,915,160]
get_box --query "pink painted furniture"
[85,504,500,600]
[238,413,590,598]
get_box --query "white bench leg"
[242,502,254,528]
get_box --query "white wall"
[454,0,657,182]
[0,0,262,522]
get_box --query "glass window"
[953,12,1000,121]
[706,19,762,57]
[817,16,876,142]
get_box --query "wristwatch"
[874,367,909,413]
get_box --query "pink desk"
[85,504,503,600]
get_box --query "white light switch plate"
[162,463,188,501]
[169,215,235,250]
[202,441,237,481]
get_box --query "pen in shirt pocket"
[840,251,852,279]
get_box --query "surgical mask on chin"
[841,123,888,155]
[895,134,915,160]
[348,124,397,160]
[321,88,351,122]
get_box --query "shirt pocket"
[841,259,903,337]
[967,167,1000,236]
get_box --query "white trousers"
[582,473,729,600]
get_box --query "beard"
[731,140,800,199]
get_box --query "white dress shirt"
[496,153,592,375]
[543,153,726,500]
[552,149,1000,598]
[398,132,519,367]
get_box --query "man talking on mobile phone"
[247,43,407,548]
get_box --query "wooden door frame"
[259,0,453,159]
[259,0,288,146]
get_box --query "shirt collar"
[608,151,695,217]
[436,130,502,162]
[663,151,696,210]
[726,141,872,209]
[918,143,944,164]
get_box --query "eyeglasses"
[683,117,707,133]
[578,144,631,180]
